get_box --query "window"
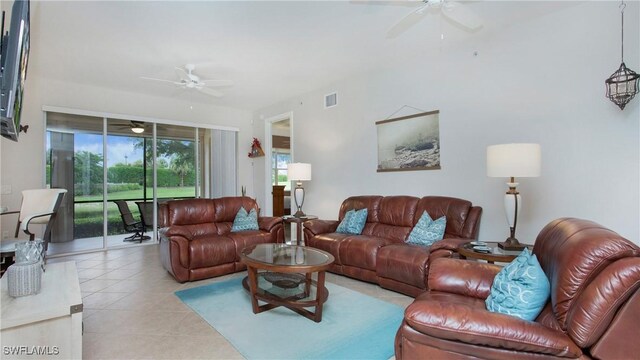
[272,149,291,190]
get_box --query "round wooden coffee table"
[240,243,334,322]
[458,242,531,264]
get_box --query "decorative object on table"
[6,239,46,295]
[376,110,440,172]
[175,276,403,360]
[248,137,265,158]
[605,1,639,110]
[241,185,247,197]
[487,143,541,250]
[287,162,312,217]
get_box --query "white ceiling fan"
[366,0,483,39]
[141,64,234,97]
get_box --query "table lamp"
[487,143,541,250]
[287,163,312,217]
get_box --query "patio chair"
[0,188,67,271]
[114,200,150,243]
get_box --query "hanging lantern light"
[605,1,639,110]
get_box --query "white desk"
[1,261,83,359]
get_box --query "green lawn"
[76,187,195,202]
[73,187,196,238]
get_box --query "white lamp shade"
[487,143,541,178]
[287,163,312,181]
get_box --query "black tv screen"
[0,0,30,142]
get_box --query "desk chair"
[0,188,67,271]
[114,200,150,243]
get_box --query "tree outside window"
[272,150,291,190]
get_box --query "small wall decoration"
[248,137,265,158]
[376,110,441,172]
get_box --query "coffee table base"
[242,268,329,322]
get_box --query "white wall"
[1,76,254,237]
[253,2,640,245]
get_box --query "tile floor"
[48,244,413,359]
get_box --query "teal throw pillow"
[231,207,259,232]
[406,211,446,246]
[485,248,550,321]
[336,208,368,235]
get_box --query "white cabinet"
[1,261,82,359]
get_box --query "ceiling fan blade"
[441,1,482,31]
[198,87,224,97]
[140,76,181,85]
[200,79,234,87]
[175,67,190,82]
[386,4,430,39]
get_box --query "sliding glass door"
[44,111,236,256]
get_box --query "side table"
[458,242,531,264]
[282,215,318,245]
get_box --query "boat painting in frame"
[376,110,441,172]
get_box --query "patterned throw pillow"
[485,248,550,321]
[231,207,259,232]
[406,211,446,246]
[336,208,368,235]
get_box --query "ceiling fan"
[367,0,483,39]
[141,64,234,97]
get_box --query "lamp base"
[498,237,527,251]
[293,210,306,218]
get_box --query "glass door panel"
[106,119,153,247]
[46,113,105,255]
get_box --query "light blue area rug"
[175,276,404,360]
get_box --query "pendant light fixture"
[605,1,639,110]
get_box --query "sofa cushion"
[377,243,431,289]
[486,249,550,321]
[406,211,446,246]
[339,235,394,271]
[231,208,259,232]
[188,235,236,269]
[338,196,382,223]
[415,196,472,238]
[226,230,273,261]
[167,198,216,225]
[336,208,368,235]
[306,233,351,265]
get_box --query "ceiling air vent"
[324,92,337,109]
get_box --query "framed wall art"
[376,110,441,172]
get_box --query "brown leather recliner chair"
[395,218,640,359]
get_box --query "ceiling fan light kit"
[605,1,639,110]
[130,121,145,134]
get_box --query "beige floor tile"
[83,291,130,309]
[94,268,143,280]
[78,268,114,279]
[101,279,148,293]
[83,309,188,336]
[76,260,108,269]
[105,291,167,311]
[80,279,122,292]
[166,311,217,337]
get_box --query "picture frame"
[376,110,441,172]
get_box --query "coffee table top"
[241,244,334,272]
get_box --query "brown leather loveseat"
[159,197,284,282]
[395,218,640,359]
[304,195,482,297]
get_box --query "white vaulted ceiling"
[25,1,579,111]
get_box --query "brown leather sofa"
[395,218,640,359]
[303,195,482,297]
[159,197,284,282]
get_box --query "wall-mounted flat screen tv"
[0,0,30,142]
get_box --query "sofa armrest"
[303,219,339,236]
[258,216,282,232]
[430,237,471,252]
[160,226,193,240]
[428,258,501,299]
[404,301,582,357]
